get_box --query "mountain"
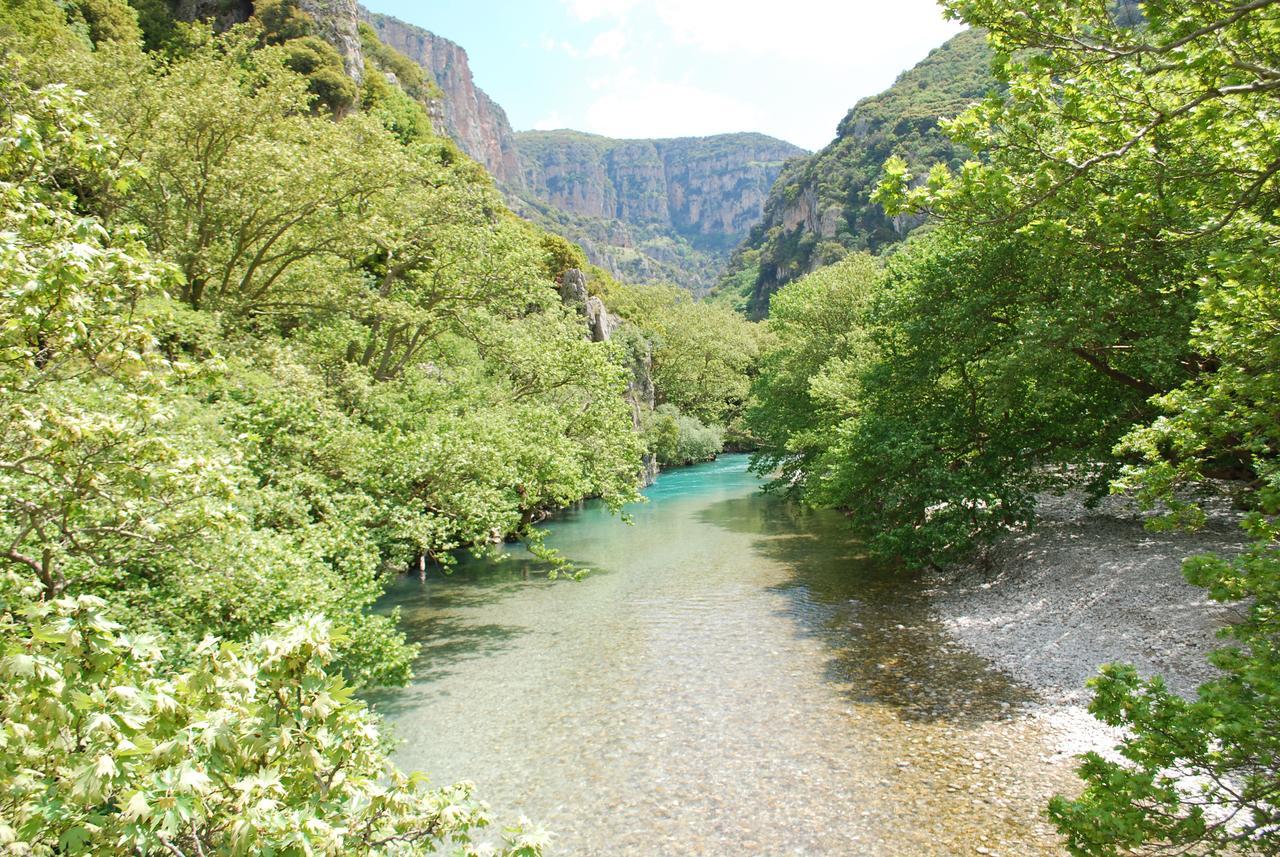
[171,3,809,293]
[356,10,804,293]
[510,131,805,292]
[360,9,524,187]
[718,28,995,315]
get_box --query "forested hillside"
[364,10,805,293]
[716,28,993,314]
[748,0,1280,850]
[0,0,761,852]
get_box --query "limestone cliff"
[359,9,523,187]
[300,0,364,82]
[558,269,658,484]
[517,131,802,251]
[513,131,805,292]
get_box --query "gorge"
[2,1,1275,856]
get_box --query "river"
[372,455,1074,855]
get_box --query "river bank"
[372,457,1103,854]
[929,488,1249,790]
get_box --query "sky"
[362,1,964,152]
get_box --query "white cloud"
[516,0,969,149]
[532,110,568,130]
[583,72,767,139]
[652,0,962,70]
[540,34,582,57]
[587,27,627,59]
[565,0,639,21]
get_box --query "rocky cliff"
[174,0,364,81]
[360,9,523,187]
[173,2,804,291]
[720,28,995,315]
[517,131,802,250]
[351,9,806,291]
[512,131,805,291]
[302,0,364,82]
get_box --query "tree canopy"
[751,0,1280,850]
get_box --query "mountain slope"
[353,10,805,291]
[360,8,523,186]
[719,28,995,314]
[511,130,805,292]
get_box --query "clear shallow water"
[371,455,1067,855]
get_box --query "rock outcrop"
[301,0,364,83]
[514,131,805,291]
[172,0,251,28]
[360,9,524,187]
[558,269,657,484]
[558,269,620,343]
[173,0,363,81]
[517,131,803,252]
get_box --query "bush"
[648,404,723,466]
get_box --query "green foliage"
[646,404,724,467]
[254,0,312,43]
[357,21,438,102]
[68,0,143,46]
[0,0,90,62]
[865,0,1280,848]
[280,35,358,114]
[747,253,880,493]
[604,281,761,426]
[725,28,994,315]
[249,1,358,115]
[360,68,433,144]
[0,595,548,856]
[0,9,648,842]
[0,74,415,688]
[125,0,175,49]
[750,217,1194,563]
[540,232,589,281]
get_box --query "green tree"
[604,281,760,426]
[0,595,547,856]
[747,253,880,494]
[874,0,1280,849]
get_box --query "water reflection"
[370,455,1061,855]
[697,493,1036,723]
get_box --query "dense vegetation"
[0,0,718,850]
[713,27,994,315]
[751,0,1280,851]
[8,0,1275,851]
[601,280,762,464]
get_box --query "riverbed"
[372,455,1078,855]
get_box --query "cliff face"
[517,131,803,252]
[722,28,995,315]
[173,0,363,81]
[360,9,523,187]
[513,131,804,291]
[177,3,802,291]
[300,0,364,82]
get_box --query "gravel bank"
[931,490,1248,706]
[926,489,1252,795]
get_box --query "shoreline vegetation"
[742,0,1279,850]
[2,0,1277,854]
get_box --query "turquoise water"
[372,455,1064,855]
